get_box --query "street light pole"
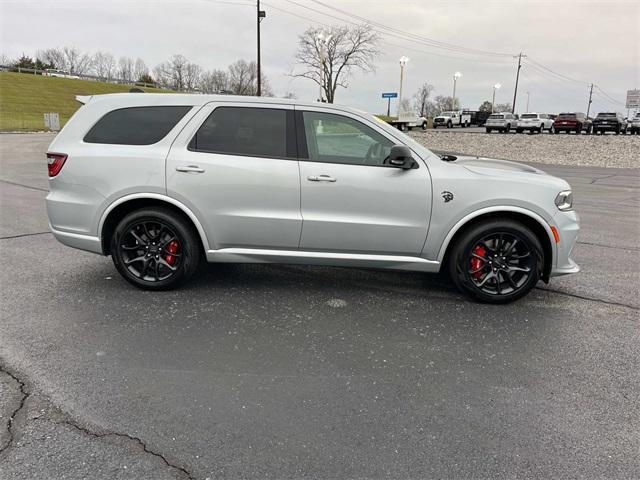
[398,56,409,116]
[525,91,530,113]
[452,71,462,110]
[492,83,501,113]
[256,0,266,96]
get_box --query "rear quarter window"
[83,106,192,145]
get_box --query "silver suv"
[46,94,579,303]
[485,112,518,133]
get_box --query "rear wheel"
[447,121,452,128]
[111,208,201,290]
[448,219,543,303]
[421,122,428,130]
[486,128,492,133]
[516,128,523,134]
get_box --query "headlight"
[555,190,573,211]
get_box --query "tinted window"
[84,106,191,145]
[302,111,394,167]
[489,114,504,119]
[521,114,537,119]
[190,107,290,158]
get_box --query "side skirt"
[205,248,440,273]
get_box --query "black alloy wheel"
[111,208,201,290]
[449,219,543,303]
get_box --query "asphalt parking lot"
[1,133,639,479]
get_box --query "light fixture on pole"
[492,83,501,113]
[397,56,409,116]
[452,71,462,110]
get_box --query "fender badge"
[441,191,454,203]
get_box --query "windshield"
[440,111,456,116]
[596,113,616,118]
[521,114,538,119]
[558,113,576,119]
[488,114,504,119]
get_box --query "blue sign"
[382,92,398,99]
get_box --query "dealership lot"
[1,133,639,479]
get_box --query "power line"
[308,0,515,58]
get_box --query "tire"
[447,121,452,128]
[433,124,438,129]
[516,128,523,134]
[486,128,492,133]
[448,219,543,304]
[111,207,201,290]
[506,123,511,133]
[615,126,620,135]
[537,125,543,133]
[421,122,428,130]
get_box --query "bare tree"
[434,95,460,113]
[154,54,190,90]
[184,62,203,91]
[292,24,379,103]
[199,69,229,93]
[92,51,116,79]
[413,83,434,117]
[37,47,91,74]
[0,53,13,66]
[133,58,148,82]
[228,59,271,96]
[118,57,135,83]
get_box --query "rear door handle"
[307,175,336,182]
[176,165,205,173]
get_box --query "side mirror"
[388,145,416,170]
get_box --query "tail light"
[47,152,67,177]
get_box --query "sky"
[1,0,638,115]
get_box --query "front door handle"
[307,175,337,182]
[176,165,205,173]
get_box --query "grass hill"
[0,72,170,131]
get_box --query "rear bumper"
[49,224,103,255]
[593,124,620,131]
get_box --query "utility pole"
[525,91,530,113]
[256,0,266,96]
[512,52,526,114]
[586,83,594,118]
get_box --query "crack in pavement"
[60,420,196,480]
[0,231,51,240]
[0,179,49,192]
[0,363,196,479]
[575,240,640,251]
[536,286,639,310]
[0,365,29,455]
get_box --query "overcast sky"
[1,0,638,114]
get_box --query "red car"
[553,112,591,134]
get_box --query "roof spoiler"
[75,95,92,105]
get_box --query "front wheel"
[111,207,201,290]
[447,121,452,128]
[448,219,543,303]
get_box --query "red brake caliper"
[164,240,180,266]
[470,245,486,279]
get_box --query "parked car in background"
[43,69,80,79]
[553,112,589,134]
[628,112,640,134]
[485,113,517,133]
[516,113,554,133]
[592,112,627,135]
[433,111,471,128]
[45,93,579,303]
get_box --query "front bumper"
[550,209,580,277]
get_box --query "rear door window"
[84,106,191,145]
[189,106,294,158]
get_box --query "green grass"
[0,72,170,131]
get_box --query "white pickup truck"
[388,114,428,131]
[433,111,471,128]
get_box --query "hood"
[453,155,545,174]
